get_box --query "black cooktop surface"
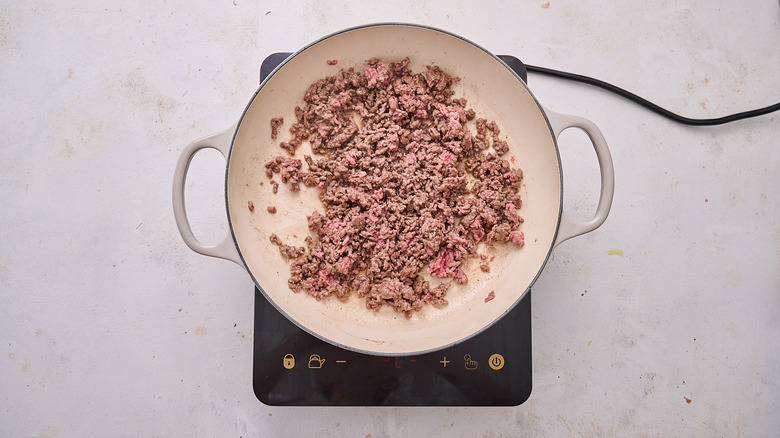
[253,53,532,406]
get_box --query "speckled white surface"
[2,1,779,436]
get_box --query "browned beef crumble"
[270,117,284,139]
[265,58,524,317]
[269,233,306,259]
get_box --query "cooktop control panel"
[253,286,532,406]
[252,53,533,407]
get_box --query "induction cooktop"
[252,53,532,406]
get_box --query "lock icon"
[283,354,295,369]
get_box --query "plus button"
[440,356,450,367]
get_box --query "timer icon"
[488,353,505,370]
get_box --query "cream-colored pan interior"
[226,24,562,355]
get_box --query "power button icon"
[488,353,505,370]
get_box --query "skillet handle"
[543,108,615,248]
[172,124,243,266]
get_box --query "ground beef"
[264,58,524,317]
[267,206,277,214]
[270,117,284,139]
[264,156,303,191]
[270,233,306,259]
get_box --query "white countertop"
[2,1,779,436]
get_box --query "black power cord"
[526,64,780,126]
